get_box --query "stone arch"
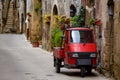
[70,4,76,17]
[52,4,59,25]
[47,4,59,51]
[53,5,58,15]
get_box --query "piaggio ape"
[53,27,97,77]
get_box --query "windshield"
[70,30,94,43]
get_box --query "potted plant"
[31,39,39,47]
[94,19,102,26]
[70,15,79,27]
[44,14,51,24]
[54,15,66,30]
[36,36,42,45]
[51,25,63,49]
[70,6,85,27]
[88,18,95,27]
[65,18,70,25]
[88,18,102,27]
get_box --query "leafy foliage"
[88,18,95,26]
[51,27,63,48]
[44,14,51,23]
[70,6,85,27]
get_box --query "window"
[70,30,94,43]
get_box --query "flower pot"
[65,18,70,24]
[38,40,42,45]
[32,42,39,47]
[94,20,102,26]
[59,24,65,30]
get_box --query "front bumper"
[64,59,96,69]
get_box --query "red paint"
[53,27,97,70]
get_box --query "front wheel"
[81,67,86,77]
[87,68,92,74]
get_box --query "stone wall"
[42,0,82,50]
[94,0,120,79]
[113,1,120,79]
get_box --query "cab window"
[70,30,94,43]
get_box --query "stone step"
[7,18,13,20]
[6,21,13,23]
[6,23,13,25]
[4,2,14,33]
[7,20,13,23]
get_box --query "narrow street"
[0,34,110,80]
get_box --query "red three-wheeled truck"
[53,27,97,77]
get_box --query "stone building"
[0,0,2,33]
[85,0,120,79]
[1,0,120,79]
[26,0,42,43]
[42,0,83,50]
[41,0,120,79]
[110,0,120,79]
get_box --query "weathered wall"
[42,0,82,50]
[95,0,120,79]
[113,1,120,79]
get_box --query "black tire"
[55,58,61,73]
[81,67,86,77]
[53,57,56,67]
[87,68,92,74]
[56,63,60,73]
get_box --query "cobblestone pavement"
[0,34,112,80]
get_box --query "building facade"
[42,0,83,50]
[0,0,120,79]
[86,0,120,79]
[41,0,120,79]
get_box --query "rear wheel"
[56,63,60,73]
[81,67,86,77]
[55,58,61,73]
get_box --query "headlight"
[72,53,79,58]
[90,53,96,58]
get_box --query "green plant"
[78,6,85,26]
[70,15,79,27]
[88,18,95,26]
[31,39,38,43]
[58,15,66,25]
[70,6,85,27]
[54,15,66,25]
[34,0,41,13]
[44,14,51,23]
[51,27,63,48]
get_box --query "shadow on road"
[60,70,99,78]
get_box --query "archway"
[70,5,76,17]
[53,5,58,15]
[48,5,59,50]
[52,5,58,27]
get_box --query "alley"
[0,34,110,80]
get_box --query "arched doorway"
[53,5,58,15]
[48,5,58,50]
[70,5,76,17]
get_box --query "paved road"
[0,34,110,80]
